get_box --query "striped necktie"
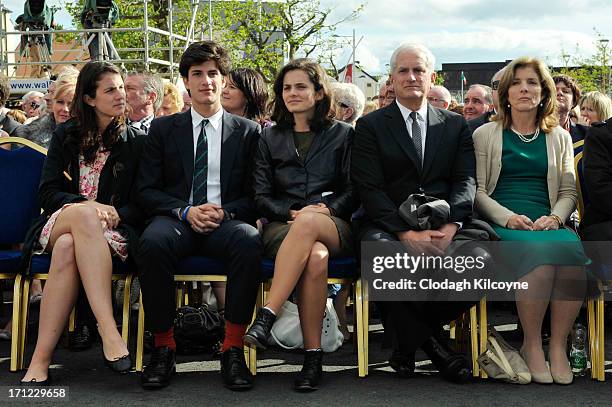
[192,119,209,205]
[409,111,423,166]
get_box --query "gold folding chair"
[449,298,487,378]
[0,273,23,371]
[256,270,368,377]
[17,264,135,370]
[0,137,48,371]
[575,151,606,381]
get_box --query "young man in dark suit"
[351,43,477,383]
[136,41,262,390]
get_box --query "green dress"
[490,129,589,279]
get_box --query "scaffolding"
[0,0,215,83]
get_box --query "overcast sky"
[4,0,612,75]
[324,0,612,74]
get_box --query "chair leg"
[587,298,598,380]
[597,292,605,381]
[121,274,133,343]
[10,274,22,372]
[18,277,31,370]
[246,284,263,376]
[176,284,184,308]
[363,279,369,376]
[350,283,357,352]
[479,297,488,379]
[135,293,145,372]
[355,279,365,378]
[68,308,76,333]
[470,305,479,377]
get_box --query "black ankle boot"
[243,308,276,350]
[294,349,323,392]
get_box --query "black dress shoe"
[20,373,51,386]
[69,324,95,351]
[141,347,176,389]
[294,349,323,392]
[243,308,276,350]
[388,350,415,378]
[104,353,132,373]
[421,336,471,383]
[221,347,253,391]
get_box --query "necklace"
[511,126,540,143]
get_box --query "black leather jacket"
[253,120,358,222]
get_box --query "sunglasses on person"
[491,80,500,90]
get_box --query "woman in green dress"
[473,57,588,385]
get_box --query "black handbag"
[173,305,224,355]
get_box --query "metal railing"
[0,0,193,80]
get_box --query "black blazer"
[351,102,476,234]
[20,119,145,273]
[570,122,588,145]
[253,120,358,222]
[137,109,261,224]
[581,119,612,235]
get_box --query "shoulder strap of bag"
[487,336,518,379]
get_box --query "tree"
[555,29,611,95]
[61,0,363,82]
[213,0,363,82]
[434,71,447,86]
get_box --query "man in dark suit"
[136,41,262,390]
[581,119,612,240]
[352,43,477,383]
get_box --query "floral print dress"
[38,148,129,261]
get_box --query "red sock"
[154,327,176,351]
[222,321,248,352]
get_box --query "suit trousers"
[137,216,262,333]
[359,225,477,356]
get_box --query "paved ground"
[1,304,610,406]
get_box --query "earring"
[507,104,511,108]
[539,102,543,107]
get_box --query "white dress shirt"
[129,114,154,134]
[190,107,223,206]
[396,99,428,156]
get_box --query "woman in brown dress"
[244,58,358,391]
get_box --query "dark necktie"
[409,111,423,165]
[192,119,209,205]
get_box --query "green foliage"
[554,29,612,95]
[56,0,362,83]
[435,71,447,86]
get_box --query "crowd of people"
[1,39,611,394]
